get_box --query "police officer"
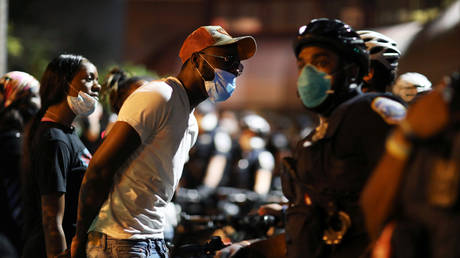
[362,72,460,258]
[281,18,406,258]
[233,113,275,195]
[358,30,401,93]
[392,72,432,104]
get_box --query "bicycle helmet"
[396,72,432,93]
[293,18,369,79]
[392,72,432,103]
[241,113,271,137]
[357,30,400,72]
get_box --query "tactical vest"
[281,93,406,258]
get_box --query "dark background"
[7,0,460,111]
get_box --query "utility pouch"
[322,210,351,245]
[391,220,428,258]
[285,204,324,258]
[280,157,298,203]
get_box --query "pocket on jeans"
[115,243,148,258]
[86,244,106,258]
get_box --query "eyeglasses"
[199,52,243,76]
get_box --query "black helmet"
[293,18,369,79]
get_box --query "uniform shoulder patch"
[371,97,406,124]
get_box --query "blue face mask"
[204,68,236,102]
[297,65,334,108]
[196,54,237,102]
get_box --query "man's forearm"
[74,121,141,241]
[361,128,410,240]
[74,170,113,240]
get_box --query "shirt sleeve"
[258,150,275,171]
[37,140,71,195]
[117,84,172,143]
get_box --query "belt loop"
[147,239,152,257]
[102,233,107,250]
[161,239,168,258]
[154,239,163,258]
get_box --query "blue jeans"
[86,231,169,258]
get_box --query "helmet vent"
[370,46,384,54]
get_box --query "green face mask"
[297,65,334,108]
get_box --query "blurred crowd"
[0,17,459,258]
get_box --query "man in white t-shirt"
[71,26,256,258]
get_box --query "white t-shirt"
[89,77,198,239]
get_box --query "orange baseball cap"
[179,25,257,64]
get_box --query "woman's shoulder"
[36,122,74,145]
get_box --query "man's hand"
[70,236,87,258]
[55,249,70,258]
[257,203,285,217]
[404,81,449,139]
[215,240,255,258]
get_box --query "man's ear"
[363,67,374,83]
[191,52,200,68]
[346,64,360,79]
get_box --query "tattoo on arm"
[41,193,66,258]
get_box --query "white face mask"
[67,91,97,116]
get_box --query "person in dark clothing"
[358,30,401,93]
[362,71,460,258]
[280,18,406,258]
[392,72,432,105]
[232,113,274,195]
[21,54,101,258]
[0,71,40,256]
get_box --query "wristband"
[386,132,411,160]
[399,120,416,140]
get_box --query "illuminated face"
[392,82,418,103]
[69,61,101,99]
[297,46,340,86]
[199,44,243,79]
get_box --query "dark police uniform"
[182,127,235,188]
[389,128,460,258]
[282,90,406,258]
[233,146,274,191]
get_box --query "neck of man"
[177,65,208,110]
[313,84,359,118]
